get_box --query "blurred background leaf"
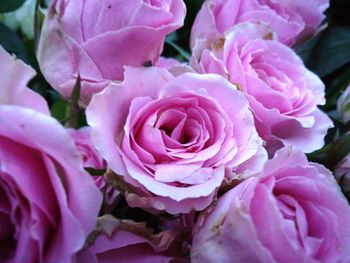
[297,0,350,113]
[0,22,28,62]
[163,0,203,60]
[326,133,350,169]
[51,98,70,122]
[297,26,350,78]
[0,0,25,13]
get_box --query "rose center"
[155,108,200,146]
[143,0,171,12]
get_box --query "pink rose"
[0,47,102,263]
[77,215,184,263]
[37,0,186,104]
[87,67,266,214]
[191,147,350,263]
[193,23,333,154]
[191,0,329,48]
[68,127,106,169]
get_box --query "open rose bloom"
[190,0,329,48]
[191,147,350,262]
[37,0,186,104]
[0,47,102,262]
[192,22,333,154]
[87,67,266,214]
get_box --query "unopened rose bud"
[337,85,350,124]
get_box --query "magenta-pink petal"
[189,0,219,49]
[191,182,275,263]
[123,156,224,202]
[154,162,203,183]
[82,28,168,80]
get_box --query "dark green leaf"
[295,33,322,62]
[84,168,106,176]
[0,23,28,62]
[323,64,350,111]
[326,133,350,169]
[165,37,191,61]
[307,143,332,164]
[0,0,25,13]
[297,26,350,77]
[166,32,178,43]
[51,98,69,122]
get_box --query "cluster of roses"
[1,0,350,262]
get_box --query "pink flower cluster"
[1,0,350,262]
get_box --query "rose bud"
[337,85,350,124]
[37,0,186,105]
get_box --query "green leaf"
[51,98,69,122]
[297,26,350,77]
[0,0,25,13]
[166,32,178,43]
[0,23,28,63]
[326,133,350,169]
[295,33,322,62]
[323,64,350,111]
[307,143,332,165]
[165,37,191,61]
